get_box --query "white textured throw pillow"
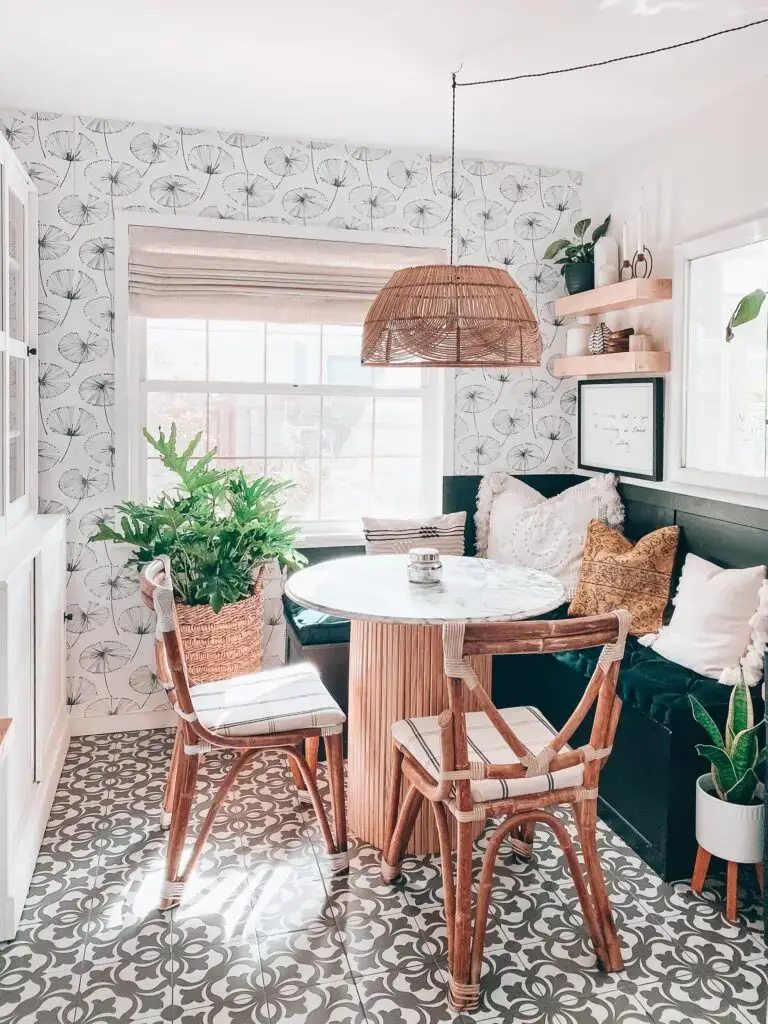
[639,554,767,686]
[475,473,623,598]
[362,512,466,555]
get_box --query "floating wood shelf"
[554,278,672,317]
[552,351,670,378]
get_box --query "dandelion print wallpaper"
[0,107,582,725]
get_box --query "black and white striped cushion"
[190,663,345,738]
[391,705,583,802]
[362,512,466,556]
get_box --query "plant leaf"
[730,722,762,778]
[726,678,753,750]
[695,744,737,795]
[689,695,724,748]
[591,214,611,242]
[543,239,570,260]
[726,289,766,342]
[724,768,759,805]
[573,218,590,239]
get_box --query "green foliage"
[725,288,766,342]
[543,215,611,275]
[92,424,307,613]
[690,676,764,804]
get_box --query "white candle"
[637,207,644,254]
[622,222,628,261]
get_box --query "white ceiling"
[2,0,768,169]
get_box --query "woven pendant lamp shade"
[361,264,542,367]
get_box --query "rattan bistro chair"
[381,610,631,1011]
[141,555,348,910]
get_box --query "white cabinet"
[0,516,68,940]
[0,134,37,540]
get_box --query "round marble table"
[285,555,564,854]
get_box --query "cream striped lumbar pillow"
[362,512,466,556]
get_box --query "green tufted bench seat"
[492,603,763,882]
[282,597,350,647]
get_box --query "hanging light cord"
[455,16,768,88]
[449,71,457,265]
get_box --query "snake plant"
[690,677,764,804]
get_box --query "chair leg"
[381,746,403,878]
[161,726,182,830]
[432,801,455,972]
[756,862,764,896]
[381,781,423,884]
[508,821,536,862]
[289,747,347,874]
[290,737,320,804]
[325,732,348,873]
[160,751,200,911]
[448,820,478,1011]
[573,799,623,972]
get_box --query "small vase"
[594,236,619,287]
[563,262,594,295]
[695,774,764,864]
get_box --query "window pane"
[374,397,422,456]
[146,392,207,452]
[213,457,267,479]
[322,397,373,457]
[266,323,321,384]
[267,395,321,457]
[147,458,177,502]
[373,366,424,389]
[267,458,320,521]
[208,321,265,382]
[209,393,265,457]
[685,240,768,477]
[322,325,371,385]
[373,458,422,517]
[147,319,206,380]
[320,458,374,520]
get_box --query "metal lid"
[408,547,441,563]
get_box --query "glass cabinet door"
[8,186,25,344]
[8,353,25,505]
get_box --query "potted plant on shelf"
[544,215,611,295]
[689,677,764,902]
[92,425,306,682]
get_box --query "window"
[674,219,768,496]
[137,317,441,538]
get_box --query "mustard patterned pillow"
[568,520,680,636]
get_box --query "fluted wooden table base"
[347,620,492,855]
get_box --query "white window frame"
[115,214,452,545]
[670,214,768,498]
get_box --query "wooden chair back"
[439,610,631,810]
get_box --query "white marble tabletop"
[284,555,565,625]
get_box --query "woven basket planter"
[175,567,264,683]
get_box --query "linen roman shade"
[128,226,446,323]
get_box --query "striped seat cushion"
[391,705,583,803]
[190,663,345,738]
[362,512,466,556]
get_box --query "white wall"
[581,73,768,505]
[0,106,583,730]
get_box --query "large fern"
[91,425,306,613]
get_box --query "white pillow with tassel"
[638,553,767,685]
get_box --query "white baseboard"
[69,708,177,736]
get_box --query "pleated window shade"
[128,226,446,324]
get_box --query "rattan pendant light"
[362,73,541,367]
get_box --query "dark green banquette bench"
[283,473,766,883]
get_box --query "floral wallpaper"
[0,107,581,723]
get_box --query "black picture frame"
[577,377,664,481]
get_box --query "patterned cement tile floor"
[1,730,765,1024]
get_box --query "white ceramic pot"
[695,774,764,864]
[594,235,619,287]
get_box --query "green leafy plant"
[725,288,766,342]
[91,425,306,613]
[543,215,611,272]
[690,676,764,804]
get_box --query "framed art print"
[577,377,664,481]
